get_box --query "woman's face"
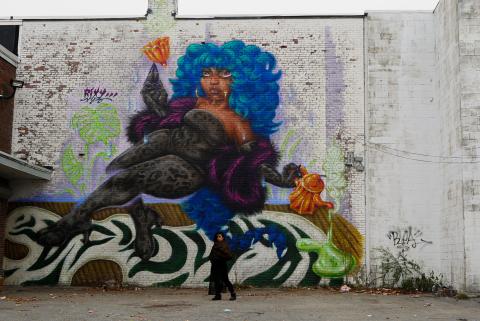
[200,68,232,103]
[216,234,224,242]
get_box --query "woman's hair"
[214,231,225,240]
[170,40,282,137]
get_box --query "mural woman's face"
[200,68,232,104]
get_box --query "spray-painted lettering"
[81,87,118,104]
[387,227,432,250]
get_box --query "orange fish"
[143,37,170,66]
[289,166,334,215]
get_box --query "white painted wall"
[365,0,480,291]
[365,11,442,277]
[457,0,480,292]
[435,0,465,291]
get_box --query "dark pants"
[211,261,234,296]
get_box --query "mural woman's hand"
[282,163,303,187]
[141,64,169,117]
[261,163,302,188]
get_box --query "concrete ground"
[0,286,479,321]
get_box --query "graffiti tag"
[387,227,432,250]
[81,87,117,104]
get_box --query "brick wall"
[9,5,365,225]
[5,0,480,291]
[5,0,366,287]
[0,198,7,286]
[0,57,16,153]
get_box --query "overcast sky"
[0,0,439,19]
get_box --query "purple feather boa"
[208,139,278,214]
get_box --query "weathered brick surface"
[0,198,7,285]
[8,0,365,287]
[6,0,480,291]
[0,57,16,153]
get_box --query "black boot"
[229,292,236,301]
[212,295,221,301]
[130,199,163,261]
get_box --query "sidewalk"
[1,286,479,321]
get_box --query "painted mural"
[5,36,364,287]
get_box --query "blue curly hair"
[170,40,282,137]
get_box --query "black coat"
[209,241,233,275]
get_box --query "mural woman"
[37,40,300,260]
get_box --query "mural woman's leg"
[108,109,227,172]
[129,199,163,261]
[106,130,170,172]
[36,155,205,247]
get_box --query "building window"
[0,25,19,56]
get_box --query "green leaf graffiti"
[71,103,121,146]
[61,145,84,187]
[61,102,121,196]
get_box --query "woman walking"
[209,232,236,301]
